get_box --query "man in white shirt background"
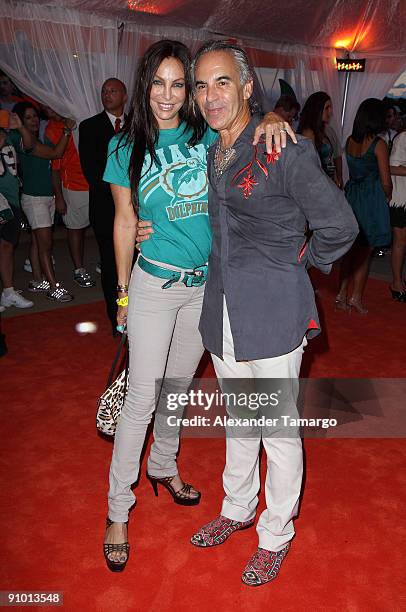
[79,79,127,335]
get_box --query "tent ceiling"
[21,0,406,53]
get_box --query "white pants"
[108,263,205,522]
[211,298,305,552]
[21,194,55,230]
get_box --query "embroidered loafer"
[190,514,254,547]
[242,543,290,586]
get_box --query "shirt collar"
[105,111,124,129]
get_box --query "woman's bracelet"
[117,284,129,293]
[116,296,129,307]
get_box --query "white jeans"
[108,263,205,522]
[211,297,306,552]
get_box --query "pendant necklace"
[214,141,236,178]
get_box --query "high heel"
[334,294,349,311]
[348,298,368,315]
[147,473,201,506]
[103,518,130,572]
[389,287,406,302]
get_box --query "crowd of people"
[0,67,405,329]
[0,72,97,316]
[0,69,404,326]
[0,40,405,585]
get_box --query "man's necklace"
[214,141,236,178]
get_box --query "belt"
[138,255,208,289]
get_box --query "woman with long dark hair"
[336,98,392,312]
[298,91,342,186]
[102,39,291,572]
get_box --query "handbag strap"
[106,331,128,388]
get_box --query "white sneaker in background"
[0,288,34,309]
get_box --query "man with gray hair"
[189,40,358,586]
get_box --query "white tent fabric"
[1,0,405,145]
[12,0,406,54]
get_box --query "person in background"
[273,95,300,126]
[336,98,392,313]
[79,78,127,335]
[0,115,34,310]
[325,120,343,189]
[0,71,40,112]
[0,189,12,354]
[388,127,406,302]
[44,106,95,289]
[11,102,76,302]
[0,71,25,111]
[298,91,343,188]
[380,104,401,153]
[374,104,400,258]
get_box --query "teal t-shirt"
[0,135,20,209]
[103,123,218,269]
[8,130,54,197]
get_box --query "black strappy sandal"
[147,474,201,506]
[103,518,130,572]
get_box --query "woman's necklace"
[214,141,236,178]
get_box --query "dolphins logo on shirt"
[160,157,208,204]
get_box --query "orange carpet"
[0,271,405,611]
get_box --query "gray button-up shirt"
[199,114,359,361]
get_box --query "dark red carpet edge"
[0,270,405,612]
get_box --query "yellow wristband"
[116,296,129,307]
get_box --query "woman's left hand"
[253,112,297,153]
[116,295,128,333]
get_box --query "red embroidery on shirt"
[237,170,258,199]
[298,241,308,262]
[255,155,268,178]
[231,141,279,199]
[266,148,280,165]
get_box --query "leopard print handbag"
[96,331,129,436]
